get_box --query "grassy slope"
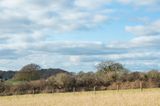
[0,89,160,106]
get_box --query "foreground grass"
[0,89,160,106]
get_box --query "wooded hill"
[0,68,68,80]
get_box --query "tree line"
[0,61,160,96]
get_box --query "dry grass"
[0,89,160,106]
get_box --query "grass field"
[0,89,160,106]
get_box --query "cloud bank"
[0,0,160,71]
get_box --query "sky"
[0,0,160,72]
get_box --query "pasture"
[0,89,160,106]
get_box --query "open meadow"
[0,89,160,106]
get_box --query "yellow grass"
[0,89,160,106]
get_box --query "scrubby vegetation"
[0,61,160,96]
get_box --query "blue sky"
[0,0,160,72]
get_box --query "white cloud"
[126,20,160,36]
[75,0,112,9]
[0,0,112,35]
[130,36,160,47]
[117,0,160,6]
[124,20,160,48]
[0,38,159,71]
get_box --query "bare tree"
[96,61,128,82]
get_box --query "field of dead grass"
[0,89,160,106]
